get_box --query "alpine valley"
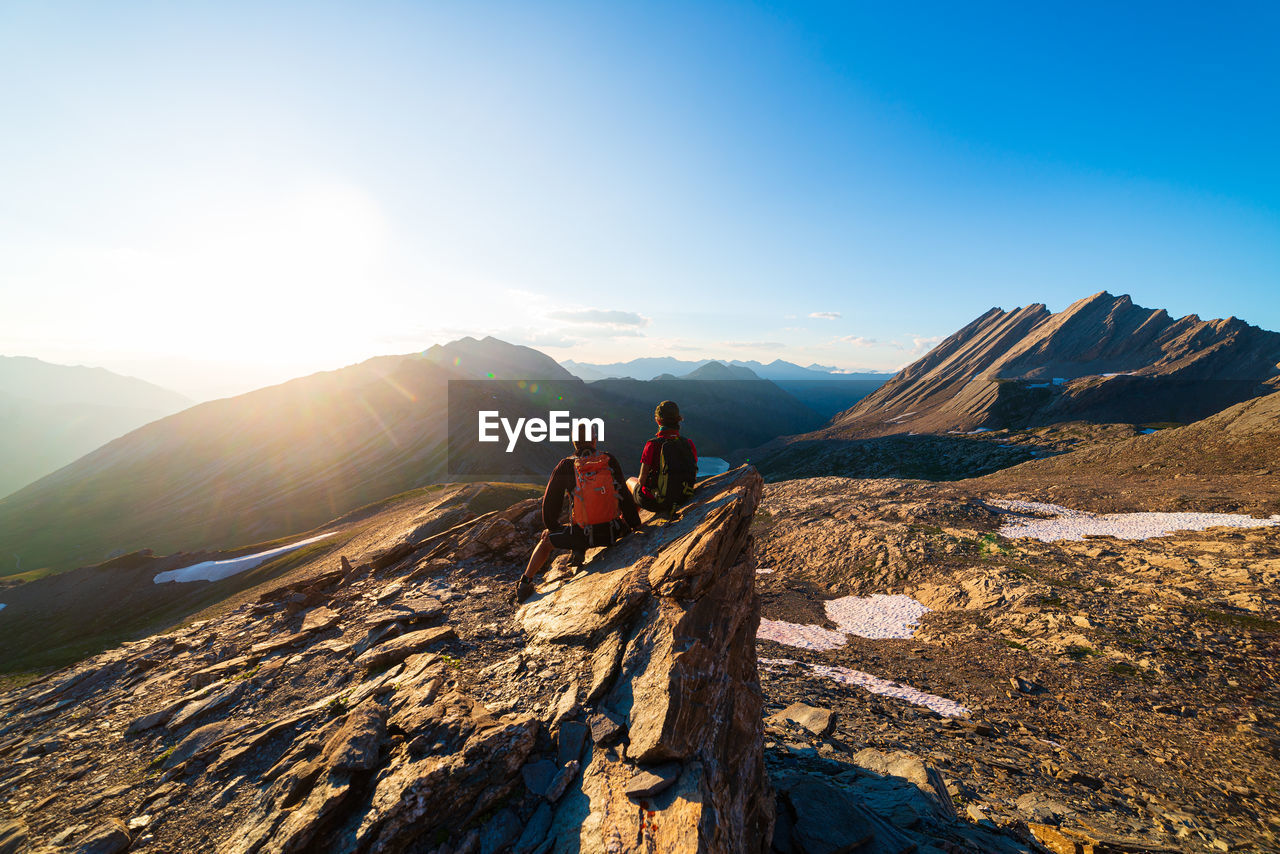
[2,293,1279,853]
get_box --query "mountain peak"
[683,361,761,380]
[424,337,574,381]
[825,293,1280,437]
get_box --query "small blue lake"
[698,456,730,477]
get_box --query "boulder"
[301,606,341,634]
[768,702,836,738]
[164,719,250,769]
[0,821,29,854]
[624,763,682,799]
[353,625,456,670]
[67,819,131,854]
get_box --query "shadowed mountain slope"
[0,482,540,674]
[0,357,192,499]
[0,340,569,577]
[972,389,1280,515]
[822,292,1280,438]
[0,339,824,575]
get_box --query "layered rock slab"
[520,465,773,853]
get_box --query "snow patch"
[825,594,930,640]
[153,533,337,584]
[761,658,969,719]
[966,427,992,434]
[757,619,846,651]
[986,499,1280,542]
[757,594,932,651]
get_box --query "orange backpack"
[571,451,620,527]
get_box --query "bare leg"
[522,530,554,581]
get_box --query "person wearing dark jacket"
[515,437,642,603]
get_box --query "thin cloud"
[547,308,649,327]
[507,330,582,349]
[910,335,942,354]
[572,326,646,339]
[838,335,879,348]
[809,311,842,320]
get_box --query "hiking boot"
[515,577,536,604]
[570,548,586,566]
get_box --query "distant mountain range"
[562,356,891,383]
[818,292,1280,438]
[596,359,889,419]
[11,291,1275,576]
[0,356,192,499]
[0,338,826,575]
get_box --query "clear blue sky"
[2,1,1277,398]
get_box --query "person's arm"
[609,454,642,528]
[686,437,697,464]
[541,459,571,530]
[636,439,657,497]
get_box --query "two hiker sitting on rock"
[515,433,643,603]
[626,400,699,515]
[514,400,700,604]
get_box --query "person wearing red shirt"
[627,400,698,514]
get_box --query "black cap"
[655,400,682,424]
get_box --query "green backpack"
[654,436,697,510]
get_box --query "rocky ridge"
[818,292,1280,438]
[0,467,768,853]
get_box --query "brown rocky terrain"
[814,292,1280,439]
[0,468,768,853]
[750,395,1280,853]
[4,389,1277,853]
[0,467,1044,854]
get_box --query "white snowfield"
[762,657,969,719]
[758,618,846,651]
[987,499,1280,543]
[827,593,930,640]
[756,594,932,652]
[153,533,337,584]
